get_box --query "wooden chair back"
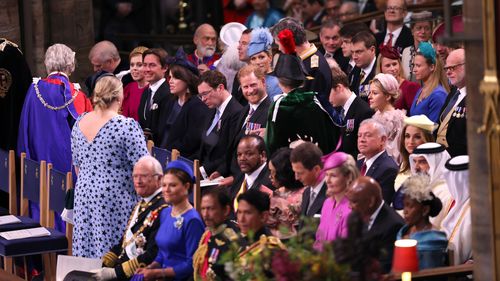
[0,150,18,215]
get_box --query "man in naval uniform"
[93,156,168,280]
[235,189,286,279]
[193,188,239,281]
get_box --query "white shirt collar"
[349,60,356,67]
[142,188,162,203]
[385,26,403,45]
[455,87,467,107]
[217,94,233,116]
[310,178,325,195]
[368,200,385,230]
[343,91,357,113]
[245,162,267,188]
[365,150,386,172]
[149,78,166,99]
[249,95,267,111]
[362,57,377,78]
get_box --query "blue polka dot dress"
[71,114,148,258]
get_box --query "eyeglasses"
[198,88,214,98]
[444,63,465,72]
[385,6,405,12]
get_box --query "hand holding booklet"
[200,176,224,187]
[0,227,50,240]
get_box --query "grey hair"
[44,44,76,75]
[89,40,120,63]
[401,174,433,202]
[360,118,387,138]
[136,155,163,176]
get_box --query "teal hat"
[166,160,195,183]
[247,27,273,58]
[417,41,436,64]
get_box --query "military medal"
[346,119,355,132]
[208,248,219,264]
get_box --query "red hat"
[432,15,464,43]
[379,44,401,60]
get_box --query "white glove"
[92,267,117,281]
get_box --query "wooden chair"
[172,149,201,211]
[0,149,17,215]
[0,153,68,280]
[46,164,73,255]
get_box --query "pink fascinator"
[321,151,349,171]
[373,73,399,96]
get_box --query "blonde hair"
[129,46,148,60]
[336,154,360,188]
[369,79,400,104]
[417,54,450,102]
[375,53,406,80]
[92,76,123,110]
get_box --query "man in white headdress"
[409,142,452,229]
[442,155,472,265]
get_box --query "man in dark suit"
[198,70,243,180]
[375,0,413,53]
[318,19,349,72]
[329,67,374,159]
[137,48,174,145]
[231,29,252,106]
[290,142,327,225]
[436,48,467,157]
[303,0,327,29]
[225,65,271,177]
[93,156,168,280]
[357,119,399,203]
[339,23,370,76]
[230,135,272,212]
[346,176,404,273]
[349,31,378,101]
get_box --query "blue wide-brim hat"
[166,160,195,183]
[247,27,274,58]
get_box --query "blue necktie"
[440,90,460,122]
[206,109,221,136]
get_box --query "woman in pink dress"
[314,151,359,251]
[368,73,407,163]
[122,46,149,121]
[267,147,305,239]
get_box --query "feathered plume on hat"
[278,29,296,55]
[166,47,199,76]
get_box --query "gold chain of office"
[33,77,79,111]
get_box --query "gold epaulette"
[121,258,147,278]
[239,234,285,258]
[102,251,118,268]
[223,227,239,242]
[193,230,211,281]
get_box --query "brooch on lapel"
[174,216,184,229]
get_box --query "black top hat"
[271,54,308,81]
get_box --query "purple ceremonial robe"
[314,196,351,251]
[17,73,81,230]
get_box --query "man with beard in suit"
[346,176,404,273]
[138,48,174,145]
[230,135,273,213]
[290,142,327,228]
[93,156,168,280]
[329,67,374,159]
[375,0,413,53]
[356,119,399,203]
[188,24,221,73]
[349,30,377,101]
[436,48,467,157]
[223,65,272,180]
[198,70,243,180]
